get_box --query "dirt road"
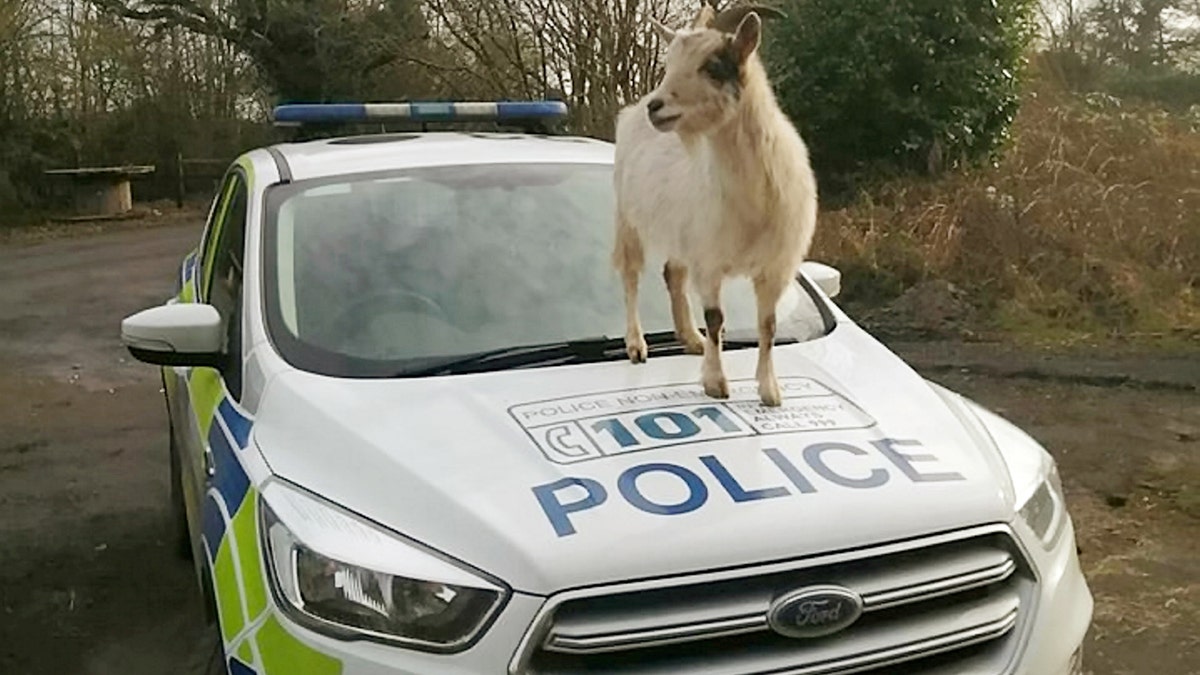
[0,219,218,674]
[0,218,1197,674]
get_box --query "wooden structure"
[175,154,231,207]
[43,165,155,220]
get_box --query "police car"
[120,101,1092,675]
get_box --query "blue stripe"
[218,398,252,449]
[182,253,196,284]
[496,101,567,118]
[228,657,257,675]
[274,103,367,124]
[202,492,226,558]
[209,418,251,514]
[178,253,197,301]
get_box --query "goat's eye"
[701,54,738,84]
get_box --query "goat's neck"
[705,59,781,197]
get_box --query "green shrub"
[1102,68,1200,110]
[763,0,1037,199]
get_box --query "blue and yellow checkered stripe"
[175,210,341,675]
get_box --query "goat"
[612,1,819,407]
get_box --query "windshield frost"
[265,162,825,375]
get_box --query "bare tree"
[423,0,689,137]
[1038,0,1089,52]
[1084,0,1199,69]
[89,0,435,101]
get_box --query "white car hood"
[254,325,1017,594]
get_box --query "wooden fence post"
[175,151,185,209]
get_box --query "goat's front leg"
[663,261,706,355]
[753,272,788,407]
[613,220,647,363]
[697,275,729,399]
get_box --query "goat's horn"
[712,4,786,33]
[692,2,717,29]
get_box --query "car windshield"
[262,160,828,377]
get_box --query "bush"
[763,0,1037,199]
[1102,68,1200,111]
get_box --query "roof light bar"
[271,101,568,127]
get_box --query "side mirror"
[121,304,225,368]
[799,261,842,299]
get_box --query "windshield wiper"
[395,332,681,377]
[394,330,798,377]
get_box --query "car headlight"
[965,398,1068,550]
[928,382,1068,551]
[1016,460,1067,549]
[259,480,508,652]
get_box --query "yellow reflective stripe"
[203,181,235,272]
[201,179,237,300]
[237,155,256,188]
[214,533,246,641]
[233,492,268,619]
[201,156,254,300]
[237,638,255,665]
[257,616,342,675]
[190,369,222,442]
[228,488,344,672]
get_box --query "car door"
[171,166,249,571]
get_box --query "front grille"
[513,526,1035,674]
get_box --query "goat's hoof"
[758,379,783,407]
[626,339,648,364]
[703,376,730,399]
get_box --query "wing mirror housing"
[121,303,225,368]
[799,261,842,299]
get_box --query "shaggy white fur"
[612,2,818,406]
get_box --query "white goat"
[612,1,819,407]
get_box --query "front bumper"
[241,521,1092,675]
[1012,515,1094,675]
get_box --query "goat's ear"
[691,3,716,29]
[649,17,677,43]
[731,11,762,62]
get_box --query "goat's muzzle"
[646,98,681,132]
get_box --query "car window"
[204,172,248,398]
[263,162,827,377]
[197,170,239,291]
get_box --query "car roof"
[269,131,615,182]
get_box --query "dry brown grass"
[814,77,1200,341]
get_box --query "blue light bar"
[271,101,568,126]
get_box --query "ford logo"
[767,585,864,639]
